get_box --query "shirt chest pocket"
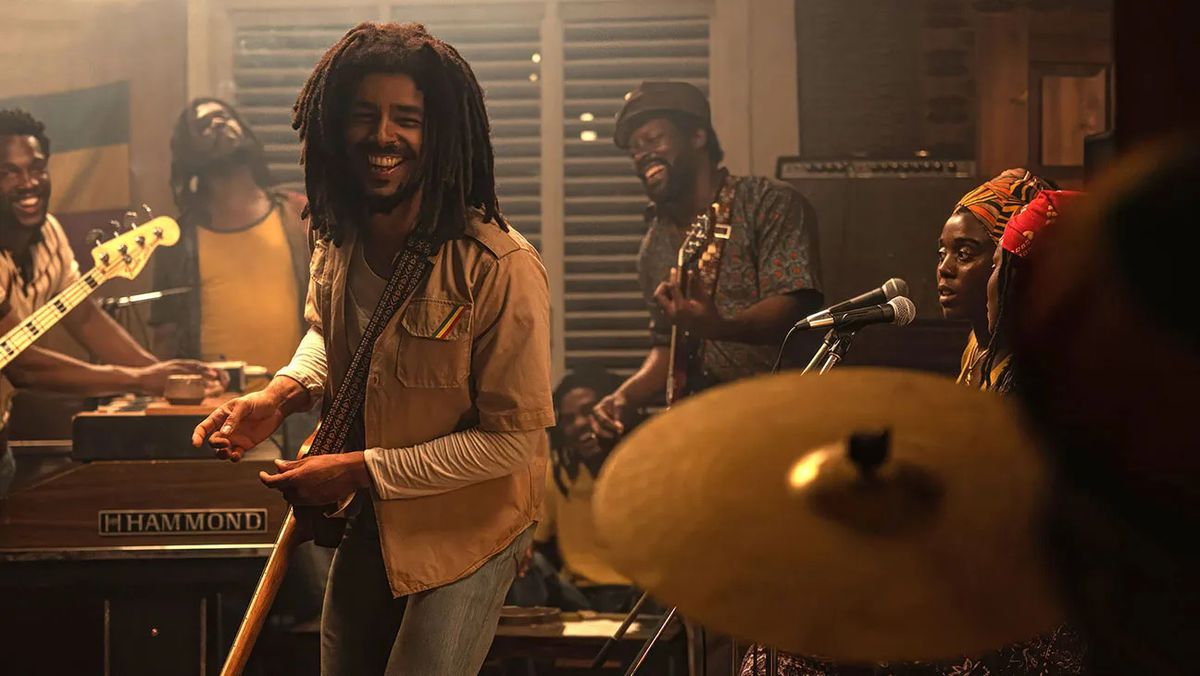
[395,297,472,388]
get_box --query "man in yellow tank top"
[150,99,310,376]
[151,99,328,626]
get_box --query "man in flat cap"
[592,81,822,434]
[590,80,822,675]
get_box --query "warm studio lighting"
[7,2,1172,674]
[788,448,831,491]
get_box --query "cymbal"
[592,367,1063,663]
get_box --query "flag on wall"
[0,81,131,266]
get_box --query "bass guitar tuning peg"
[85,229,108,249]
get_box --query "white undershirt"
[275,241,537,499]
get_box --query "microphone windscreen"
[888,296,917,326]
[883,277,909,300]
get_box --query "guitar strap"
[300,235,435,546]
[695,174,738,296]
[307,235,435,458]
[687,174,738,384]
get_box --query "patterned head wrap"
[1001,190,1086,258]
[954,168,1051,243]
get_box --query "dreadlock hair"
[549,367,636,496]
[292,22,505,246]
[169,98,272,227]
[0,108,51,157]
[982,250,1020,394]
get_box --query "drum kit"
[587,137,1200,675]
[589,368,1064,671]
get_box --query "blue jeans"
[321,501,533,675]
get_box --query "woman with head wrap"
[739,173,1088,676]
[937,169,1050,388]
[983,190,1086,394]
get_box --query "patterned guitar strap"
[696,173,738,292]
[299,235,436,546]
[688,174,738,386]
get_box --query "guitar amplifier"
[777,156,979,320]
[71,395,231,460]
[776,156,976,180]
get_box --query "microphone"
[792,296,916,332]
[804,278,909,324]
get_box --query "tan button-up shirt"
[297,215,554,596]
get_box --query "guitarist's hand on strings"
[193,389,286,462]
[654,268,728,339]
[259,453,371,505]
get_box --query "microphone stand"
[815,328,858,374]
[99,286,192,313]
[800,327,859,375]
[800,329,835,374]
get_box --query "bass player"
[0,108,221,497]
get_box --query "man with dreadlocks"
[1,108,221,496]
[193,23,554,674]
[150,98,310,377]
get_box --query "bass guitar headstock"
[88,207,180,281]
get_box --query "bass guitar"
[0,215,180,369]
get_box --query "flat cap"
[613,81,711,149]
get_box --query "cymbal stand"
[589,591,650,668]
[753,329,857,674]
[598,334,859,675]
[622,606,678,675]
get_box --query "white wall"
[711,0,801,177]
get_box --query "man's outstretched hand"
[194,390,286,462]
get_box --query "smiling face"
[626,116,704,205]
[558,386,601,457]
[936,210,995,323]
[0,134,51,230]
[343,72,424,208]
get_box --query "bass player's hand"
[134,359,225,396]
[193,390,286,462]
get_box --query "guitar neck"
[666,265,692,407]
[0,268,106,369]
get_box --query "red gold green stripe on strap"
[433,305,466,339]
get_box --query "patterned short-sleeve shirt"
[0,213,82,429]
[636,173,821,384]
